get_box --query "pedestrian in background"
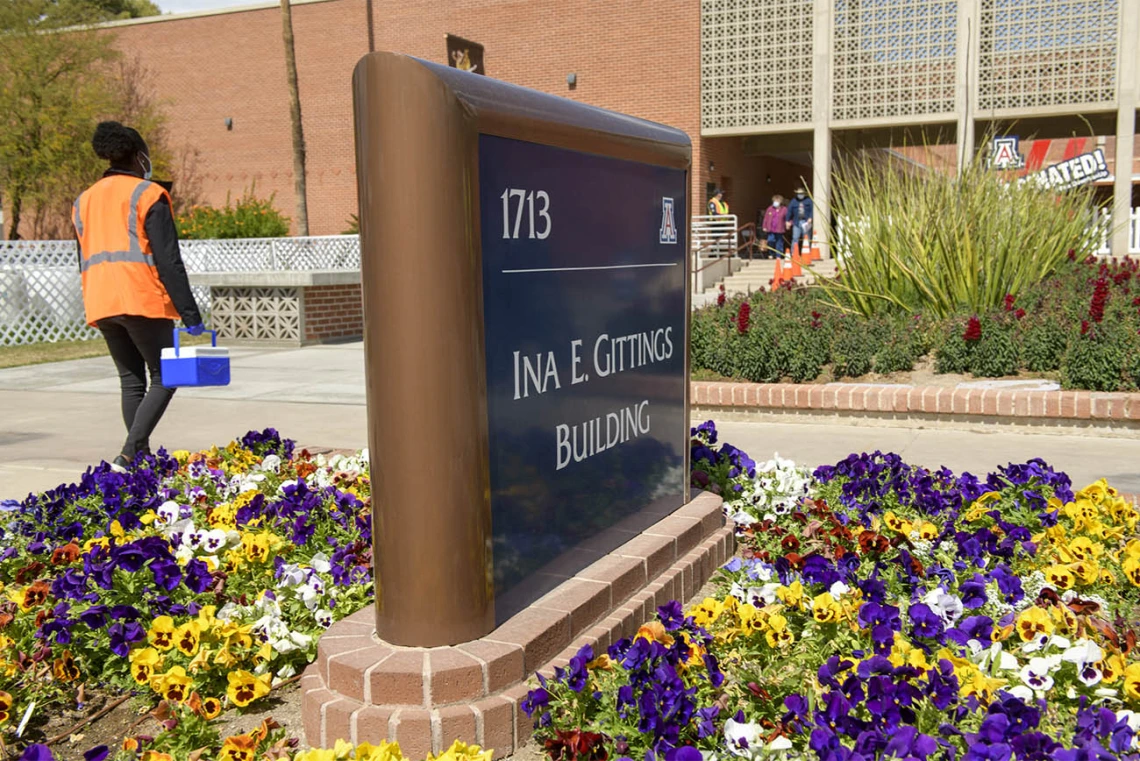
[761,194,789,259]
[73,121,204,472]
[708,188,729,215]
[787,186,814,255]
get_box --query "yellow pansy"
[883,512,912,535]
[635,620,675,646]
[691,597,724,628]
[1015,607,1053,642]
[202,696,223,719]
[917,522,939,541]
[890,636,930,670]
[1101,654,1126,684]
[293,752,336,761]
[175,620,202,656]
[1122,557,1140,587]
[130,648,163,685]
[1043,565,1075,590]
[735,603,766,635]
[1123,663,1140,702]
[0,690,12,725]
[1069,537,1104,561]
[218,735,258,761]
[1070,560,1099,585]
[812,592,843,624]
[765,613,794,648]
[241,532,273,563]
[430,740,493,761]
[150,665,192,703]
[776,581,804,608]
[356,740,408,761]
[226,669,271,707]
[147,616,176,651]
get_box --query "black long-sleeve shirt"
[75,172,202,326]
[144,196,202,326]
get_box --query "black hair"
[91,121,146,165]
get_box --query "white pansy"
[724,717,764,757]
[182,525,206,550]
[731,512,755,527]
[922,587,964,625]
[1019,658,1055,692]
[290,631,313,648]
[273,664,298,682]
[1118,710,1140,733]
[216,602,240,621]
[748,563,775,583]
[315,609,334,628]
[201,529,229,554]
[748,584,782,607]
[174,544,195,565]
[767,736,793,751]
[1063,638,1103,663]
[830,581,851,598]
[1007,685,1035,702]
[260,454,282,473]
[273,637,299,654]
[277,564,309,588]
[309,552,332,574]
[156,500,181,527]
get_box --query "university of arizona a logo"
[659,197,677,244]
[990,136,1025,169]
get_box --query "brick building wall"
[103,0,795,236]
[303,283,363,342]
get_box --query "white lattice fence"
[0,235,360,346]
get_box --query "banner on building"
[446,34,484,75]
[1022,149,1110,191]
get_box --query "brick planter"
[301,491,731,758]
[691,381,1140,436]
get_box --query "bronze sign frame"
[352,52,692,648]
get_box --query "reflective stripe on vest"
[79,249,154,272]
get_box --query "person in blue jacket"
[787,186,814,254]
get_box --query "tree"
[0,0,172,238]
[280,0,309,236]
[84,0,161,18]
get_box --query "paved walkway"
[2,341,1137,501]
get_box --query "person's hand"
[186,323,205,336]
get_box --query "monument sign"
[353,53,691,647]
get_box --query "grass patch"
[0,335,216,369]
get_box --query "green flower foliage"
[177,189,290,240]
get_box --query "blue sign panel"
[478,135,688,621]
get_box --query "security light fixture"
[567,73,577,88]
[224,118,233,131]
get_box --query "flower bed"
[0,431,497,761]
[693,254,1140,392]
[524,421,1140,760]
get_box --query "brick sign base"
[300,491,730,758]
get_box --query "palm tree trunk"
[280,0,309,236]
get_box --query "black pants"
[96,315,176,459]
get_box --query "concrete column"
[812,0,832,255]
[1112,4,1138,257]
[955,0,979,169]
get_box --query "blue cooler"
[161,328,231,387]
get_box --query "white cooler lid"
[161,346,230,359]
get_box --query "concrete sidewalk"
[2,341,1137,501]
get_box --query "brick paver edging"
[692,381,1140,422]
[300,491,732,758]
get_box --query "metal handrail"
[692,222,764,274]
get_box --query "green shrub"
[779,322,828,382]
[177,188,290,239]
[873,339,914,374]
[735,323,782,383]
[1061,328,1127,391]
[969,317,1020,377]
[934,321,971,374]
[1021,316,1068,372]
[831,320,876,378]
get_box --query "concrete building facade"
[19,0,1136,252]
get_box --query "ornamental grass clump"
[818,142,1102,318]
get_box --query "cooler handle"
[172,327,217,357]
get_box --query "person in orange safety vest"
[73,121,204,473]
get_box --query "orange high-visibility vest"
[73,175,180,326]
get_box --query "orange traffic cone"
[770,259,785,290]
[788,246,803,277]
[809,235,822,262]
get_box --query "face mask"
[140,152,153,181]
[773,201,781,207]
[796,193,805,198]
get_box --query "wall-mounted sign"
[352,52,691,646]
[989,135,1025,169]
[445,34,484,75]
[1023,149,1110,191]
